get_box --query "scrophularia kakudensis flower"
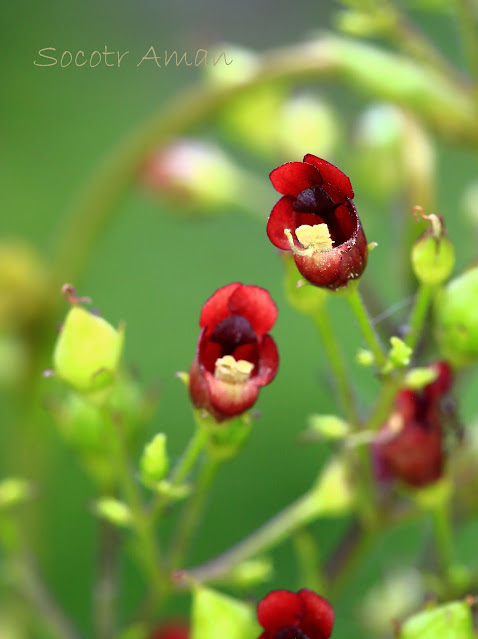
[373,361,453,487]
[188,283,279,422]
[257,589,334,639]
[267,154,368,289]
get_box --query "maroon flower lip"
[188,283,279,422]
[267,154,368,289]
[257,589,334,639]
[373,362,453,487]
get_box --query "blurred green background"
[2,1,478,637]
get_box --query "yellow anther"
[214,355,254,384]
[295,224,333,251]
[284,224,333,257]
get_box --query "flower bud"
[94,497,132,527]
[435,266,478,366]
[53,292,124,393]
[277,94,338,160]
[411,211,454,285]
[140,433,169,488]
[143,140,240,214]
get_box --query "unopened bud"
[411,209,454,285]
[277,94,338,159]
[94,497,132,527]
[140,433,169,488]
[143,139,240,213]
[435,266,478,366]
[53,295,124,393]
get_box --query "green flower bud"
[400,601,474,639]
[53,303,124,392]
[435,266,478,366]
[305,414,350,441]
[411,212,455,285]
[404,366,438,390]
[139,433,169,488]
[94,497,132,527]
[277,94,338,160]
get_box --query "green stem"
[180,489,323,584]
[313,308,359,426]
[431,499,454,577]
[346,287,388,369]
[93,519,119,639]
[12,556,84,639]
[292,529,326,593]
[169,455,221,570]
[455,0,478,100]
[107,414,164,606]
[405,283,434,352]
[153,426,209,517]
[366,372,405,432]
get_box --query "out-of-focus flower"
[0,241,51,329]
[373,362,453,487]
[435,266,478,367]
[188,283,278,422]
[267,155,367,289]
[142,139,240,213]
[148,621,189,639]
[257,589,334,639]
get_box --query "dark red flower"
[267,154,368,289]
[257,589,334,639]
[373,362,453,487]
[148,622,189,639]
[188,283,279,422]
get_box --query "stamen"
[284,224,334,257]
[214,355,254,384]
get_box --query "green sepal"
[140,433,169,488]
[399,600,474,639]
[191,586,260,639]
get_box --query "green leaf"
[399,601,474,639]
[192,586,259,639]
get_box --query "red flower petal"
[267,196,296,250]
[229,285,278,336]
[297,590,334,639]
[255,335,279,386]
[270,162,322,197]
[199,283,242,332]
[258,590,304,634]
[303,155,354,199]
[206,374,260,420]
